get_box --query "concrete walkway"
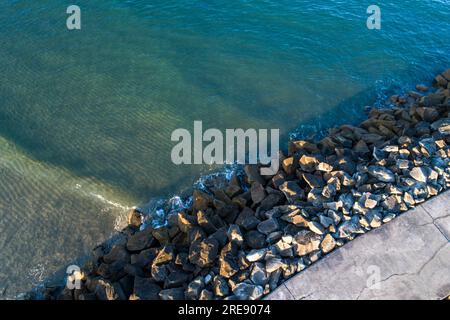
[266,191,450,300]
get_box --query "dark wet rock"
[94,279,124,300]
[302,173,325,189]
[257,218,279,235]
[265,257,284,273]
[367,165,396,183]
[177,212,198,234]
[244,230,267,249]
[151,263,168,282]
[336,216,364,239]
[259,193,282,210]
[153,245,175,265]
[189,238,219,267]
[299,155,320,172]
[280,209,309,227]
[192,190,213,211]
[210,227,229,247]
[431,118,450,136]
[165,270,190,289]
[185,276,205,300]
[279,181,304,203]
[219,243,239,278]
[133,276,161,300]
[245,164,265,185]
[410,166,432,183]
[251,182,267,204]
[126,228,154,252]
[159,288,185,300]
[199,289,214,300]
[235,207,260,231]
[233,283,264,300]
[308,221,325,235]
[213,275,230,297]
[246,248,267,262]
[320,234,336,254]
[250,263,269,286]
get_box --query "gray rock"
[410,166,431,183]
[245,230,267,249]
[367,166,396,183]
[320,234,336,254]
[213,276,230,297]
[185,276,205,300]
[431,118,450,136]
[159,287,185,300]
[336,216,364,239]
[293,230,322,256]
[308,221,325,235]
[246,248,267,262]
[227,224,244,246]
[233,283,264,300]
[189,238,219,267]
[250,263,269,286]
[257,218,279,235]
[133,276,161,300]
[265,257,284,273]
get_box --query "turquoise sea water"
[0,0,450,298]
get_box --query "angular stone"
[299,155,319,172]
[245,230,267,249]
[302,173,325,189]
[367,166,396,183]
[257,218,279,235]
[410,166,430,183]
[246,248,267,262]
[197,210,218,234]
[265,257,284,273]
[320,234,336,254]
[250,263,269,286]
[293,230,321,256]
[213,275,230,297]
[279,181,304,203]
[251,182,266,204]
[159,288,185,300]
[177,212,197,234]
[188,238,219,267]
[153,245,175,266]
[308,221,325,235]
[227,224,244,246]
[126,228,154,252]
[127,209,143,227]
[219,243,239,278]
[233,283,264,300]
[133,276,161,300]
[192,190,213,211]
[185,276,205,300]
[280,209,309,227]
[235,207,260,231]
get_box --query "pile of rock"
[42,70,450,300]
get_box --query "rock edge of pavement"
[36,69,450,300]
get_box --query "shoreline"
[36,69,450,300]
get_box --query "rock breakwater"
[40,70,450,300]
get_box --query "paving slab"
[266,192,450,300]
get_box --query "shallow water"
[0,0,450,298]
